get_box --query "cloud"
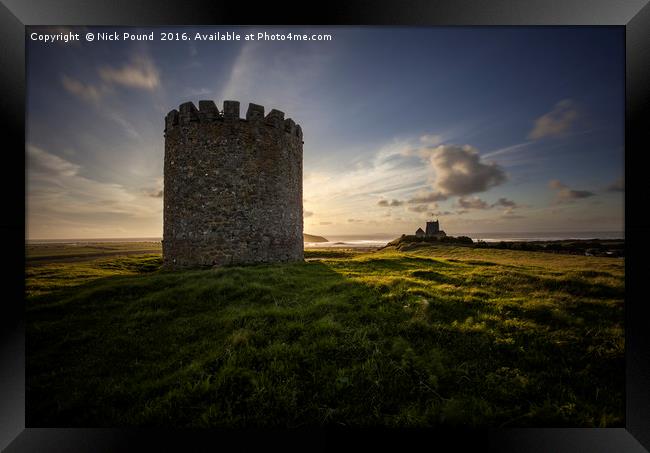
[563,189,594,199]
[304,211,314,217]
[457,196,489,210]
[430,211,453,216]
[422,145,507,196]
[501,214,526,220]
[452,196,521,212]
[304,138,505,231]
[407,190,448,204]
[104,109,141,139]
[408,205,429,213]
[528,99,579,140]
[378,199,404,207]
[481,141,533,160]
[376,153,423,171]
[319,221,332,225]
[606,177,624,192]
[148,190,163,198]
[61,75,106,103]
[28,144,81,177]
[492,197,518,208]
[141,178,164,199]
[347,218,364,223]
[303,141,429,227]
[548,179,595,202]
[98,55,160,90]
[27,145,163,238]
[62,53,160,106]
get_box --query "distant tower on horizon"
[414,219,446,238]
[425,220,440,236]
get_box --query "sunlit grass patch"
[26,244,624,428]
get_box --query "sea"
[305,231,625,248]
[27,231,624,249]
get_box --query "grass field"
[26,243,624,427]
[26,241,162,264]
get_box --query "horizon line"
[26,229,626,242]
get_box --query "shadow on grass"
[410,270,460,285]
[28,261,426,427]
[26,256,624,428]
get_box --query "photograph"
[25,25,625,429]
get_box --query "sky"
[26,26,624,239]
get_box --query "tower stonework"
[425,220,439,236]
[163,100,304,268]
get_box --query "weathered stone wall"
[163,100,303,268]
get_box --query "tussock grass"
[26,245,624,427]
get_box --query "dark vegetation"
[474,239,624,257]
[387,235,624,257]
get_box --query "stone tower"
[163,100,304,268]
[425,220,440,236]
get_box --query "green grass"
[27,241,161,260]
[26,244,624,428]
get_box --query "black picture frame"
[2,1,649,451]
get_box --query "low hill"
[303,233,328,242]
[385,235,624,257]
[384,234,473,251]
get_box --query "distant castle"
[415,220,447,238]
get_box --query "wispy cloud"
[104,109,141,139]
[27,145,162,238]
[407,205,430,213]
[482,141,533,159]
[182,87,213,97]
[98,55,160,90]
[528,99,579,140]
[501,213,526,220]
[303,139,430,219]
[62,53,161,105]
[218,40,333,115]
[61,75,106,103]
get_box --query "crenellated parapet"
[163,99,304,268]
[165,100,303,141]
